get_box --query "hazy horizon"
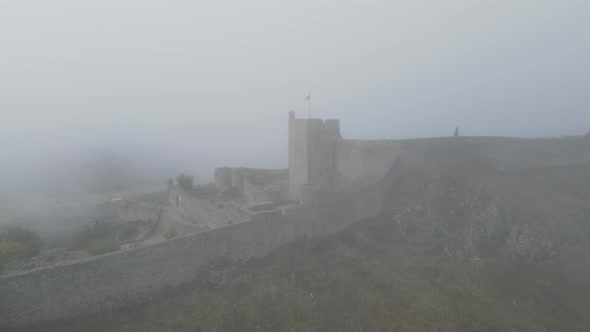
[2,0,589,188]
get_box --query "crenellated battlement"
[288,111,590,201]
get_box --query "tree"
[453,127,460,137]
[177,173,194,191]
[0,226,42,273]
[64,219,121,255]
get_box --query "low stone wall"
[171,186,250,227]
[244,168,289,183]
[215,168,288,204]
[118,201,160,222]
[242,175,285,204]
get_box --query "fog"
[4,2,590,328]
[1,0,590,192]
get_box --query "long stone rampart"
[334,135,590,187]
[0,179,384,328]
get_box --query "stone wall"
[214,167,232,190]
[118,201,160,222]
[170,186,250,227]
[334,135,590,188]
[214,167,288,204]
[288,111,341,201]
[241,169,288,204]
[306,119,341,188]
[288,112,308,201]
[242,176,281,204]
[0,179,384,328]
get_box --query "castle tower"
[288,111,341,202]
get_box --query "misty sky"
[1,0,590,184]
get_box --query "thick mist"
[1,0,590,195]
[3,2,590,329]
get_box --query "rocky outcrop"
[385,163,589,264]
[505,224,557,262]
[462,199,511,258]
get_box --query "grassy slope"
[36,164,590,332]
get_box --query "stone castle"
[206,111,590,214]
[2,112,590,327]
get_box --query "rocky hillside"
[384,162,590,264]
[31,163,590,332]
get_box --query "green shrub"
[163,225,178,240]
[116,220,142,241]
[65,219,122,255]
[86,237,121,255]
[0,240,26,274]
[177,173,194,191]
[0,226,43,258]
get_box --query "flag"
[304,94,310,101]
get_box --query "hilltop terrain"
[30,163,590,332]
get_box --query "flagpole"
[308,96,311,119]
[304,94,311,118]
